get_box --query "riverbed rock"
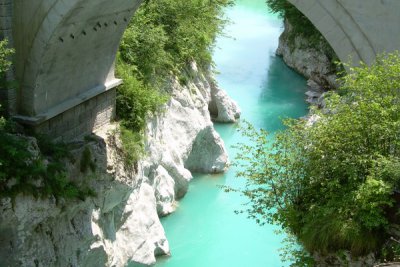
[184,125,228,173]
[151,165,176,216]
[0,61,237,266]
[313,251,376,267]
[209,81,241,123]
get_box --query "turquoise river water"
[156,0,308,266]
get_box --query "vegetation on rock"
[266,0,337,63]
[0,0,232,199]
[0,39,13,87]
[0,124,96,199]
[234,52,400,265]
[116,0,232,162]
[0,40,94,200]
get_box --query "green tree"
[116,0,232,162]
[265,0,337,62]
[265,0,321,43]
[119,0,232,86]
[0,39,13,75]
[234,52,400,261]
[0,39,14,89]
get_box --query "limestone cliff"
[276,19,339,91]
[0,63,240,267]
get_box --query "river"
[156,0,308,266]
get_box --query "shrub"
[116,0,232,164]
[234,52,400,260]
[116,60,168,133]
[266,0,337,62]
[119,126,144,166]
[120,0,232,82]
[0,125,93,200]
[0,39,13,76]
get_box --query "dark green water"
[156,0,308,266]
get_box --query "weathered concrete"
[1,0,142,139]
[288,0,400,66]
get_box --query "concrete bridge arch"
[14,0,138,116]
[288,0,400,66]
[2,0,400,140]
[2,0,141,139]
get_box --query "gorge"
[156,1,309,266]
[2,0,400,266]
[0,1,310,265]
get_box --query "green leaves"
[116,0,232,165]
[234,52,400,260]
[0,39,13,75]
[266,0,337,64]
[0,39,14,88]
[119,0,232,84]
[116,60,168,132]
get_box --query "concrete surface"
[288,0,400,66]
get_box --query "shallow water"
[155,1,308,266]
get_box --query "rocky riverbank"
[276,19,340,108]
[0,62,240,267]
[276,18,396,267]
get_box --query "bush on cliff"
[119,0,232,85]
[266,0,320,42]
[116,0,232,161]
[0,39,13,86]
[0,39,94,200]
[265,0,336,61]
[234,52,400,264]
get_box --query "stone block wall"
[33,89,116,142]
[0,0,16,115]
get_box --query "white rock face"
[0,63,237,267]
[313,251,376,267]
[143,62,231,215]
[276,19,339,90]
[209,81,241,123]
[0,133,170,267]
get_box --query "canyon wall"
[0,63,240,267]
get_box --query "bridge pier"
[0,0,142,141]
[288,0,400,66]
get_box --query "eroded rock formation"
[0,63,239,267]
[276,19,339,91]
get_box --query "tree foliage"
[234,52,400,260]
[117,0,232,129]
[0,39,95,200]
[265,0,336,62]
[0,39,14,88]
[266,0,321,43]
[0,39,13,76]
[116,61,168,133]
[116,0,232,162]
[120,0,232,85]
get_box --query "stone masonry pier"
[1,0,141,140]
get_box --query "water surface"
[156,1,308,266]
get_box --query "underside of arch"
[13,0,142,121]
[288,0,400,67]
